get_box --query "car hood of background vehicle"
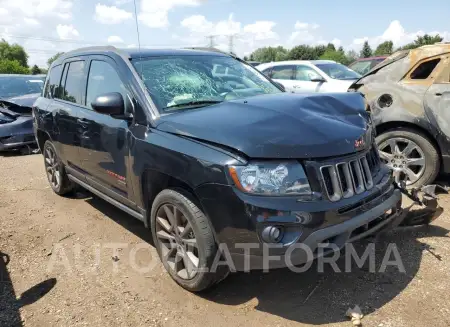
[156,92,372,159]
[4,93,39,108]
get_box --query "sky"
[0,0,449,67]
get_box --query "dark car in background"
[34,46,406,292]
[348,56,388,75]
[0,74,46,153]
[349,44,450,188]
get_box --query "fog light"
[261,226,284,243]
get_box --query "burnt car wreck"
[349,43,450,188]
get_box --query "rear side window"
[295,65,322,81]
[59,61,85,104]
[410,58,441,79]
[271,65,294,80]
[44,65,62,98]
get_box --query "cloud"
[24,17,40,26]
[94,3,133,24]
[294,21,319,30]
[56,24,80,40]
[287,21,323,46]
[107,35,125,43]
[180,15,213,33]
[0,0,74,22]
[0,1,77,66]
[114,0,132,4]
[350,20,450,51]
[179,13,280,56]
[243,21,278,41]
[139,0,206,28]
[331,38,342,48]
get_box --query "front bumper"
[230,189,402,270]
[196,169,403,271]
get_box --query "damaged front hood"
[5,93,40,108]
[156,93,373,159]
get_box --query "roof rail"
[63,45,118,56]
[182,46,237,58]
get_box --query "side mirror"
[273,81,286,92]
[91,92,125,116]
[310,77,326,83]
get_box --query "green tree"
[0,59,29,74]
[30,64,41,75]
[400,34,443,50]
[47,52,64,67]
[326,43,336,52]
[0,39,29,67]
[346,50,359,64]
[360,41,373,58]
[320,46,348,64]
[288,45,318,60]
[374,40,394,56]
[250,46,288,63]
[243,56,249,61]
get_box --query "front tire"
[376,128,439,188]
[43,141,74,195]
[150,189,227,292]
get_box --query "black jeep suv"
[34,46,402,291]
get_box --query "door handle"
[293,85,301,88]
[435,93,443,96]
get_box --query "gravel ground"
[1,152,449,327]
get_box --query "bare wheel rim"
[378,137,426,185]
[44,146,61,189]
[155,204,199,280]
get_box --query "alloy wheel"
[155,204,199,280]
[378,137,426,185]
[44,147,61,189]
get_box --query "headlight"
[228,161,311,196]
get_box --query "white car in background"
[256,60,361,93]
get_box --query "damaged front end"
[0,98,37,153]
[378,182,447,236]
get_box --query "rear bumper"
[230,189,402,270]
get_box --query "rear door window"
[44,65,62,98]
[271,65,294,80]
[60,61,85,104]
[295,65,322,81]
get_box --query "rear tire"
[376,128,439,188]
[150,188,228,292]
[43,140,74,195]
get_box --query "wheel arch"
[375,121,442,160]
[141,169,204,228]
[35,129,51,152]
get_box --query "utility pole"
[228,34,236,54]
[206,35,218,48]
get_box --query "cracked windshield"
[132,55,282,112]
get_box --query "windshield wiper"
[164,100,223,110]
